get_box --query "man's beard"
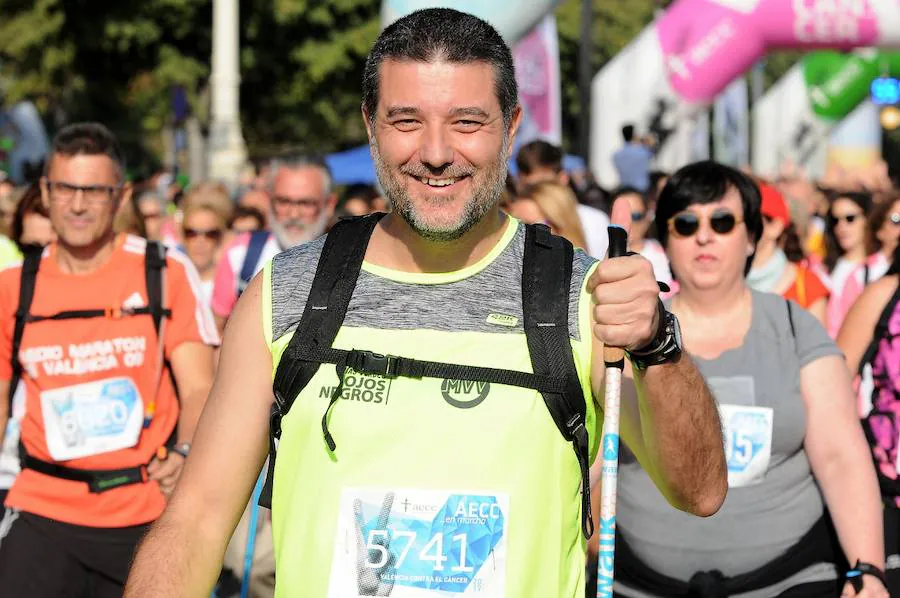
[370,135,509,242]
[269,207,330,249]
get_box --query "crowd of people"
[0,6,899,598]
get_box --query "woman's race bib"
[719,404,774,488]
[328,488,508,597]
[40,376,144,462]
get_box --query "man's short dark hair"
[622,124,635,142]
[515,140,563,176]
[363,8,518,127]
[46,122,125,180]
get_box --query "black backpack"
[9,241,172,493]
[259,214,596,539]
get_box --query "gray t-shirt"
[617,290,840,591]
[270,221,595,348]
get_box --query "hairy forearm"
[125,513,224,597]
[816,442,884,567]
[633,356,727,516]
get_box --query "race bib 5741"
[328,488,508,597]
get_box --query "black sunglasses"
[669,210,743,237]
[829,213,861,225]
[184,228,223,241]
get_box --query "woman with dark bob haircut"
[613,161,888,597]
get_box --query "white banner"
[590,25,698,189]
[513,15,562,148]
[713,77,749,167]
[751,65,827,180]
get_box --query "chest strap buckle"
[346,350,399,378]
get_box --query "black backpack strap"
[522,223,593,539]
[258,214,383,508]
[238,231,270,297]
[9,249,42,407]
[144,241,168,335]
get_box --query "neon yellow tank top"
[264,219,600,597]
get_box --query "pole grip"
[603,225,628,365]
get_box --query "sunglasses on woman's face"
[829,212,861,225]
[631,211,646,222]
[668,209,743,238]
[184,228,222,241]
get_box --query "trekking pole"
[240,469,266,598]
[596,225,628,597]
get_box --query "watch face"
[669,313,683,351]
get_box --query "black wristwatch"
[627,300,683,370]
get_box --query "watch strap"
[846,560,887,593]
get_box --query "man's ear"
[39,176,51,211]
[559,171,570,186]
[362,103,374,142]
[114,181,133,217]
[506,105,523,152]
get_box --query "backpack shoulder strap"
[144,240,167,335]
[9,248,43,406]
[238,231,270,297]
[521,223,593,539]
[259,214,383,508]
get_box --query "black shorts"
[0,509,150,598]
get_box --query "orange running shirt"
[783,266,829,309]
[0,235,219,527]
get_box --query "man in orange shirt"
[0,123,218,596]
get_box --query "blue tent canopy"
[325,144,586,186]
[324,145,377,186]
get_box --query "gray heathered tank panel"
[270,223,597,343]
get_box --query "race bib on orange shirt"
[40,377,144,461]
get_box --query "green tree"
[238,0,381,159]
[0,0,382,172]
[555,0,660,154]
[0,0,212,175]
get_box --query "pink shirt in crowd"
[819,253,890,338]
[211,232,281,319]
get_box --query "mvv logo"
[441,379,491,409]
